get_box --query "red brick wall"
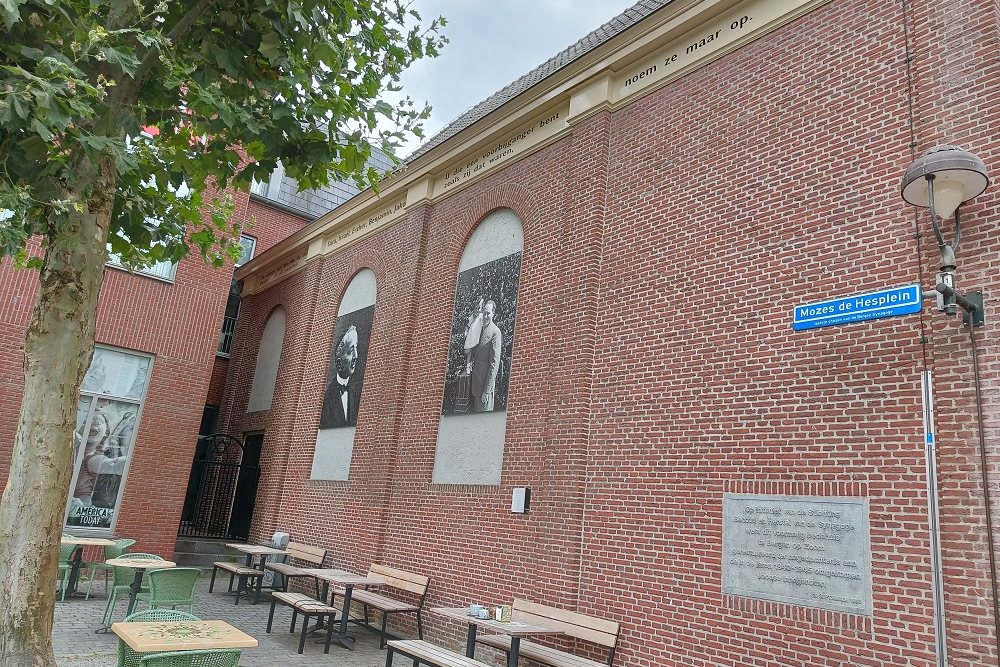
[217,0,1000,664]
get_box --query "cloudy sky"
[390,0,637,157]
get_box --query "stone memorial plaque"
[722,493,872,615]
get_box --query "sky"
[389,0,638,158]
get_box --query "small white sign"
[511,487,530,514]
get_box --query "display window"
[65,346,153,533]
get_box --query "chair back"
[112,553,165,587]
[117,610,201,667]
[59,542,76,563]
[124,609,200,622]
[137,649,241,667]
[105,538,137,560]
[147,568,201,609]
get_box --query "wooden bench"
[207,561,264,605]
[476,599,620,667]
[385,639,486,667]
[266,591,341,654]
[263,542,327,598]
[332,564,429,648]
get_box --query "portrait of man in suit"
[320,325,362,428]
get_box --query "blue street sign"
[793,283,923,331]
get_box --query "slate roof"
[252,148,394,219]
[405,0,672,162]
[254,0,670,219]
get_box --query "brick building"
[30,0,999,664]
[0,151,389,557]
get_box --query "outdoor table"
[431,606,564,667]
[104,557,176,617]
[300,568,385,650]
[60,536,116,598]
[111,619,258,652]
[225,543,285,603]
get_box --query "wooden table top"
[111,620,258,652]
[225,543,285,555]
[300,568,385,586]
[61,537,117,547]
[104,558,176,570]
[431,607,564,637]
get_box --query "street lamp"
[900,145,989,318]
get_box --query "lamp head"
[901,146,989,219]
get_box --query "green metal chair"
[117,609,201,667]
[145,568,201,613]
[102,553,165,626]
[137,649,241,667]
[57,542,76,602]
[86,538,136,599]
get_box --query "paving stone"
[54,575,421,666]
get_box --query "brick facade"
[218,1,1000,664]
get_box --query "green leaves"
[0,0,445,270]
[0,0,25,29]
[98,45,139,77]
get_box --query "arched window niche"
[246,306,286,413]
[433,208,524,485]
[311,268,377,480]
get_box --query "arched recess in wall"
[434,208,524,485]
[246,306,286,412]
[311,268,377,480]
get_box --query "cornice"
[238,0,832,295]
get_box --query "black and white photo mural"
[312,268,376,480]
[434,208,523,484]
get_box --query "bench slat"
[265,562,310,577]
[271,591,338,614]
[477,635,607,667]
[512,599,619,648]
[284,542,326,565]
[370,564,429,595]
[387,640,486,667]
[212,562,262,577]
[349,589,418,612]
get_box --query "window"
[105,181,191,282]
[217,235,256,357]
[106,254,178,281]
[65,347,153,534]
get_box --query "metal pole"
[921,370,948,667]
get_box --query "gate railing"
[179,433,259,540]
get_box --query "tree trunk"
[0,158,115,667]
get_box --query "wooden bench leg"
[416,611,423,639]
[383,646,393,667]
[209,566,218,593]
[290,608,298,633]
[380,612,389,649]
[227,573,235,592]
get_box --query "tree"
[0,0,444,663]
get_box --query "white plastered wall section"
[311,268,377,480]
[433,209,524,485]
[246,306,286,412]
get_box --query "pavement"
[53,572,431,666]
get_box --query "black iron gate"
[178,433,261,540]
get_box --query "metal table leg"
[465,623,478,657]
[508,636,521,667]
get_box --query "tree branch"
[123,0,219,102]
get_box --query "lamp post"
[900,145,998,667]
[900,145,989,318]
